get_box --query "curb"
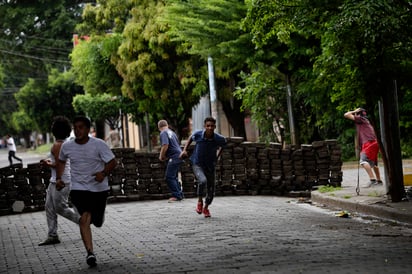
[311,191,412,226]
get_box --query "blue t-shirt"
[159,128,182,159]
[190,130,227,171]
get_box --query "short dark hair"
[51,116,71,139]
[204,116,216,125]
[357,108,367,117]
[73,116,91,129]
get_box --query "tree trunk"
[220,98,246,138]
[379,81,406,202]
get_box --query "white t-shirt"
[59,137,115,192]
[6,137,17,152]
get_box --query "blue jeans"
[165,158,183,200]
[192,164,215,205]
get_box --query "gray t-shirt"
[59,137,115,192]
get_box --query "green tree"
[241,0,340,145]
[315,0,412,201]
[244,0,412,201]
[14,69,83,133]
[0,0,92,135]
[11,110,35,148]
[73,93,128,128]
[164,0,256,137]
[71,34,124,96]
[73,0,205,137]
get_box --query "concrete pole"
[208,56,220,132]
[145,112,151,152]
[286,74,296,145]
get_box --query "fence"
[0,138,342,215]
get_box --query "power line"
[0,38,72,54]
[0,49,70,64]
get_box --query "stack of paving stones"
[327,139,343,187]
[135,152,152,199]
[218,141,234,195]
[135,152,166,200]
[0,165,21,215]
[312,139,343,187]
[0,139,342,215]
[303,144,318,189]
[257,143,272,194]
[269,142,283,195]
[109,148,129,200]
[281,145,294,192]
[119,148,138,198]
[0,163,49,215]
[149,154,167,200]
[242,142,259,194]
[231,137,248,195]
[29,163,50,211]
[180,144,196,198]
[313,141,331,185]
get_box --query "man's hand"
[180,151,188,159]
[56,179,65,191]
[94,171,106,183]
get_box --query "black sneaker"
[86,253,97,267]
[38,236,60,246]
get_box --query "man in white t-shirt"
[56,116,116,267]
[6,134,22,166]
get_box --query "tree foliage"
[72,93,134,129]
[0,0,91,135]
[14,69,83,133]
[164,0,257,137]
[243,0,412,201]
[71,34,124,95]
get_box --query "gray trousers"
[192,164,216,205]
[44,183,80,237]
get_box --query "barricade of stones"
[0,138,341,215]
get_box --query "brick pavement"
[1,195,412,273]
[1,150,412,273]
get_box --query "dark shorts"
[70,190,109,227]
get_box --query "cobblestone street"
[1,195,412,273]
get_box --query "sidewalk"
[311,160,412,226]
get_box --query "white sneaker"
[364,180,376,187]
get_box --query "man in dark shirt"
[180,117,227,217]
[158,120,184,202]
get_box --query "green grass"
[367,191,380,197]
[31,143,52,154]
[318,185,342,193]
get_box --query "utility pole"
[286,74,296,145]
[208,56,220,132]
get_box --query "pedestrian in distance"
[5,134,22,166]
[158,120,184,202]
[344,107,383,187]
[180,117,227,218]
[38,116,81,246]
[56,116,117,268]
[105,126,121,148]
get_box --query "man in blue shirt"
[158,120,184,202]
[180,117,227,217]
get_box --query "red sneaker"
[203,208,211,218]
[196,202,203,214]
